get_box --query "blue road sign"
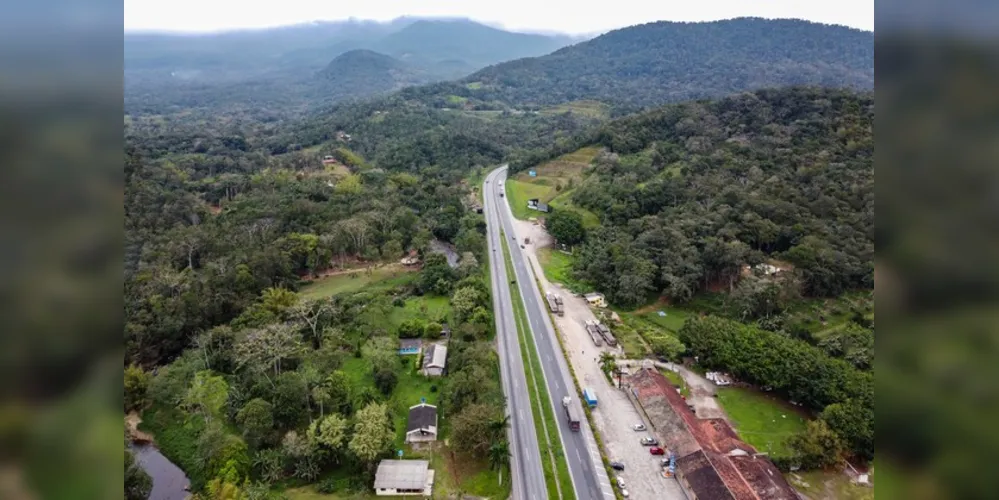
[398,449,404,457]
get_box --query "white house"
[422,343,448,377]
[373,460,434,496]
[584,292,607,308]
[405,403,438,443]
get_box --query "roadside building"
[373,460,434,496]
[628,368,798,500]
[527,198,551,213]
[422,343,448,376]
[584,292,607,308]
[405,403,439,443]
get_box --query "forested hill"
[455,18,873,108]
[537,87,873,308]
[317,50,432,101]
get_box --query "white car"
[616,477,626,488]
[632,423,646,431]
[621,489,630,497]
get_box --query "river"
[130,444,190,500]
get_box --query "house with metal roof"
[405,403,439,443]
[422,343,448,377]
[373,459,434,496]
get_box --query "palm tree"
[488,412,511,441]
[488,441,511,486]
[599,352,616,375]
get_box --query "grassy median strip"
[501,233,576,500]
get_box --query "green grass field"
[637,307,693,334]
[536,248,589,293]
[716,387,808,458]
[506,146,601,225]
[386,296,452,330]
[298,266,416,299]
[502,234,575,500]
[505,179,551,220]
[787,470,874,500]
[547,191,601,228]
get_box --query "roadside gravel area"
[510,217,687,500]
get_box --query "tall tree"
[348,402,394,465]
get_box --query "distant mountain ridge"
[124,17,582,114]
[452,18,874,107]
[317,50,433,100]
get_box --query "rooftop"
[407,403,438,433]
[374,460,430,490]
[628,368,798,500]
[423,343,448,369]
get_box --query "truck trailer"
[562,396,581,431]
[545,292,564,316]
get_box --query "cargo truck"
[562,396,580,431]
[583,388,598,407]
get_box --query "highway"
[485,166,616,500]
[485,167,548,500]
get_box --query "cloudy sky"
[124,0,874,34]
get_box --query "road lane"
[489,166,616,500]
[484,167,548,500]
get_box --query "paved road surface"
[484,167,548,500]
[486,166,616,500]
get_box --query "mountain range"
[125,17,873,117]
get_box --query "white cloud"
[124,0,873,34]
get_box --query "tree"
[124,364,151,412]
[451,403,500,457]
[348,402,394,465]
[125,450,152,500]
[185,371,229,424]
[546,210,586,246]
[374,367,398,395]
[272,372,309,429]
[309,413,349,462]
[236,398,274,447]
[599,352,617,376]
[420,253,455,295]
[234,323,304,381]
[292,298,335,348]
[362,336,398,372]
[648,334,686,360]
[788,420,846,469]
[451,286,483,323]
[324,371,353,416]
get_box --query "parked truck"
[545,292,564,316]
[596,322,618,347]
[584,320,603,346]
[562,396,581,431]
[583,388,598,407]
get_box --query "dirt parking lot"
[510,218,687,500]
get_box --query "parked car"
[660,458,671,467]
[616,477,626,488]
[621,489,630,497]
[640,437,659,446]
[649,447,666,455]
[631,423,646,431]
[609,461,625,471]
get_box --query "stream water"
[130,443,190,500]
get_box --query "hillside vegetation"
[552,87,873,309]
[455,18,873,108]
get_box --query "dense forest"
[529,87,874,309]
[447,18,873,108]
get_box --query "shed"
[374,460,434,496]
[584,292,607,308]
[405,403,438,443]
